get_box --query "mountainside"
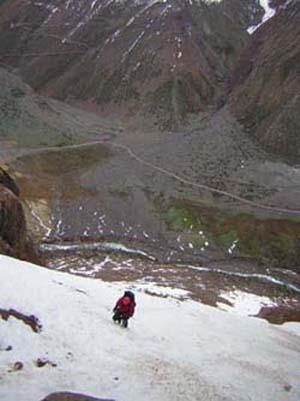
[210,0,265,29]
[1,65,300,269]
[0,2,299,267]
[0,0,251,129]
[0,66,121,148]
[228,1,300,161]
[1,4,300,400]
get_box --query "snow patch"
[248,0,276,34]
[218,290,277,316]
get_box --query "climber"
[112,291,136,328]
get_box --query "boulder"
[0,167,19,196]
[0,167,38,261]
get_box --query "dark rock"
[13,361,23,371]
[256,304,300,325]
[0,167,39,262]
[0,308,42,333]
[0,167,19,196]
[36,358,48,368]
[35,358,57,368]
[284,384,292,392]
[0,181,27,252]
[40,392,115,401]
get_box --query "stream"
[40,239,300,324]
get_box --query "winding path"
[4,138,300,216]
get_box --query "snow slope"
[0,255,300,401]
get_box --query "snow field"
[0,255,300,401]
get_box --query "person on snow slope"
[112,291,136,328]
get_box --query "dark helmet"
[124,290,135,303]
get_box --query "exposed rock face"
[257,304,300,325]
[0,167,37,261]
[40,393,114,401]
[0,0,249,129]
[228,1,300,161]
[0,166,19,196]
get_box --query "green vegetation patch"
[165,200,300,267]
[166,206,196,230]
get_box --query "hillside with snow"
[0,0,250,129]
[0,255,300,401]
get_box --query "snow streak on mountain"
[0,0,293,129]
[0,0,251,128]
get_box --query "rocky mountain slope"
[228,1,300,161]
[0,0,252,129]
[0,66,121,148]
[1,67,300,268]
[210,0,265,30]
[0,1,299,268]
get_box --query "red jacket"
[115,296,135,317]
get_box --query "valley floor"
[0,256,300,401]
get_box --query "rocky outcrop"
[257,303,300,325]
[228,1,300,161]
[0,166,20,196]
[0,167,37,261]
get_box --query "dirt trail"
[3,138,300,215]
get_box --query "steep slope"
[0,67,121,149]
[1,68,300,268]
[0,0,248,129]
[1,255,300,401]
[228,0,300,161]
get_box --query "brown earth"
[0,166,38,261]
[0,308,42,332]
[257,303,300,325]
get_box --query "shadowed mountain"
[0,66,122,148]
[228,1,300,161]
[0,0,250,129]
[209,0,265,29]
